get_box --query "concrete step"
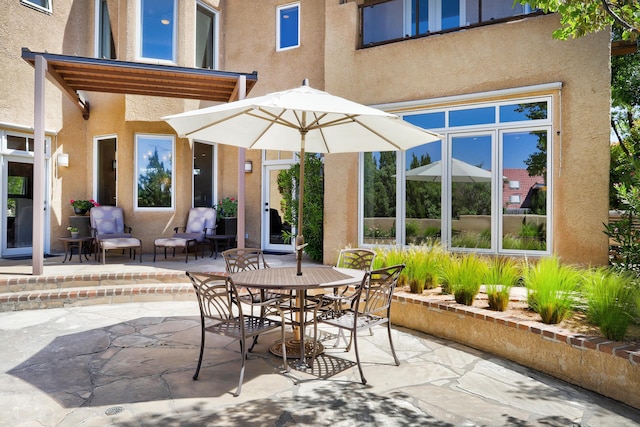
[0,282,195,312]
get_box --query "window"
[196,2,217,69]
[361,0,537,47]
[361,95,552,255]
[96,0,116,59]
[95,136,117,206]
[138,0,176,62]
[135,134,174,210]
[193,141,216,207]
[20,0,51,14]
[277,3,300,51]
[4,132,49,155]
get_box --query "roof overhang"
[22,48,258,119]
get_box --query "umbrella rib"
[183,108,254,138]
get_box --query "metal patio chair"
[310,264,405,385]
[187,272,287,396]
[222,248,294,349]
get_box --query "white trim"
[195,1,219,69]
[93,134,118,205]
[20,0,52,14]
[0,122,57,136]
[372,82,563,112]
[136,0,178,64]
[276,2,301,52]
[134,133,175,211]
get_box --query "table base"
[270,338,324,359]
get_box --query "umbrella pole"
[296,131,307,276]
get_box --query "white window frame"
[195,1,219,69]
[276,2,300,51]
[20,0,52,14]
[134,133,175,211]
[360,88,555,257]
[94,0,114,59]
[136,0,177,64]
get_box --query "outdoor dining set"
[186,248,405,396]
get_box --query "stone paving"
[1,300,640,426]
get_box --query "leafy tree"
[519,0,640,40]
[277,153,324,262]
[138,148,172,207]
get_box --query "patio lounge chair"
[187,272,287,397]
[172,207,217,258]
[90,206,142,264]
[310,264,405,385]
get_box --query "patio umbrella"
[405,158,492,183]
[164,80,441,275]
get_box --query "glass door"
[262,164,294,253]
[3,159,34,256]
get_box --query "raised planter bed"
[391,290,640,410]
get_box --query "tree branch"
[601,0,640,34]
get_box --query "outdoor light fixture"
[112,160,117,171]
[245,160,253,173]
[57,153,69,167]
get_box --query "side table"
[205,234,236,258]
[59,236,94,263]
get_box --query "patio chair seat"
[99,237,142,264]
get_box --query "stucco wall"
[0,1,612,266]
[321,2,610,266]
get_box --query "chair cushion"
[174,232,205,242]
[155,237,192,248]
[101,238,141,249]
[95,218,117,234]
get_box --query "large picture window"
[138,0,176,62]
[361,95,552,255]
[135,134,174,210]
[277,3,300,51]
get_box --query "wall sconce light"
[244,160,253,173]
[57,153,69,167]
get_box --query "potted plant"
[70,199,99,215]
[215,197,238,235]
[67,226,79,238]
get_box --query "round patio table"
[229,266,363,369]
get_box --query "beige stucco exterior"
[0,1,610,267]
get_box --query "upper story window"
[196,2,218,69]
[277,3,300,51]
[361,0,537,47]
[96,0,116,59]
[138,0,176,62]
[20,0,52,14]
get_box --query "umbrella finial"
[302,78,309,86]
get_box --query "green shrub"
[583,268,638,341]
[440,253,489,305]
[524,257,581,324]
[405,221,420,238]
[484,257,522,311]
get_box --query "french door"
[2,158,36,257]
[262,164,294,253]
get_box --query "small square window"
[277,3,300,51]
[21,0,52,14]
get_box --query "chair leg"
[352,330,367,385]
[387,321,400,366]
[193,323,205,380]
[236,337,247,397]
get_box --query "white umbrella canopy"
[164,80,442,275]
[406,158,492,183]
